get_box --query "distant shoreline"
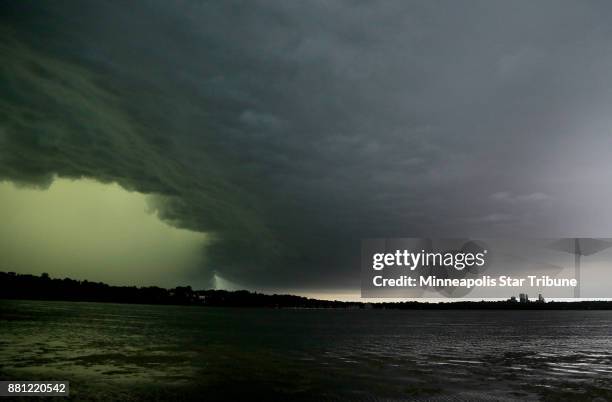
[1,271,612,310]
[3,298,612,311]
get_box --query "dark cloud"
[2,0,612,290]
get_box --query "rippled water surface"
[1,300,611,401]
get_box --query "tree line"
[1,271,611,309]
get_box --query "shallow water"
[1,300,611,401]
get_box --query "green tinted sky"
[0,178,209,287]
[3,1,612,296]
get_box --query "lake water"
[1,300,611,401]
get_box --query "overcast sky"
[2,1,612,294]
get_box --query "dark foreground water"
[1,300,611,401]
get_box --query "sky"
[2,1,612,296]
[0,179,209,286]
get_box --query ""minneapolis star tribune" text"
[372,275,578,289]
[370,250,577,289]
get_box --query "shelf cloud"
[2,1,612,291]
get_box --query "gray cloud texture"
[2,0,612,290]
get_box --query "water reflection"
[1,300,611,401]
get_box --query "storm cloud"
[2,0,612,291]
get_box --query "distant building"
[538,294,545,303]
[519,293,529,303]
